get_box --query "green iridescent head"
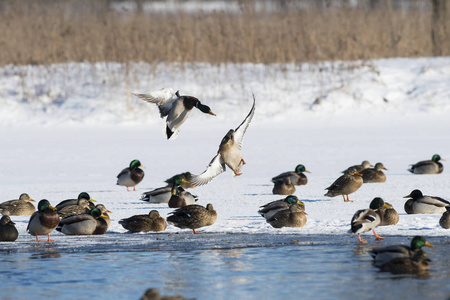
[196,102,216,116]
[284,195,300,205]
[130,160,142,170]
[38,199,56,212]
[431,154,442,162]
[295,164,311,174]
[411,236,434,251]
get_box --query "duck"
[0,193,36,216]
[439,207,450,229]
[348,197,390,243]
[360,162,388,183]
[141,288,194,300]
[258,195,305,220]
[55,192,95,210]
[378,250,431,275]
[378,202,399,226]
[168,186,199,208]
[133,88,216,140]
[57,198,92,219]
[165,172,196,189]
[272,176,296,195]
[325,168,363,202]
[167,203,217,234]
[140,176,198,204]
[271,164,310,186]
[27,199,60,242]
[369,236,434,268]
[403,189,449,214]
[408,154,444,174]
[57,207,108,235]
[0,215,19,241]
[119,210,167,233]
[117,159,145,191]
[188,95,255,186]
[266,203,307,228]
[342,160,372,174]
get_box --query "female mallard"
[349,197,390,243]
[0,193,36,216]
[439,207,450,229]
[403,189,449,214]
[168,186,199,208]
[325,168,363,202]
[361,162,388,183]
[117,160,145,191]
[272,176,296,195]
[267,203,307,228]
[271,164,310,186]
[188,95,255,186]
[378,250,431,275]
[342,160,372,174]
[57,207,108,235]
[378,202,399,226]
[258,195,304,220]
[133,88,216,140]
[57,198,92,219]
[55,192,95,210]
[119,210,167,233]
[27,199,59,242]
[369,236,434,268]
[140,176,198,204]
[167,203,217,234]
[0,215,19,241]
[408,154,444,174]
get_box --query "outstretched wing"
[132,87,178,117]
[233,94,256,150]
[187,154,226,186]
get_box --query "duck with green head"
[403,189,449,214]
[408,154,444,174]
[27,199,59,242]
[119,210,167,233]
[57,207,108,235]
[0,215,19,241]
[117,160,145,191]
[0,193,36,216]
[258,195,305,220]
[272,164,311,186]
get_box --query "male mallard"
[325,168,363,202]
[369,236,434,267]
[267,203,307,228]
[117,159,145,191]
[57,198,92,219]
[0,215,19,241]
[140,176,198,204]
[188,95,255,186]
[55,192,95,210]
[133,88,216,140]
[361,162,388,183]
[0,193,36,216]
[408,154,444,174]
[258,195,304,220]
[403,189,449,214]
[27,199,60,242]
[271,164,310,186]
[378,202,399,226]
[439,207,450,229]
[165,172,196,189]
[119,210,167,233]
[167,203,217,234]
[342,160,372,174]
[57,207,108,235]
[349,197,390,243]
[272,177,296,195]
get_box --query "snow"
[0,57,449,248]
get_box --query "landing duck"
[272,176,296,195]
[188,95,255,186]
[0,193,36,216]
[167,203,217,234]
[258,195,304,220]
[403,189,449,214]
[271,164,310,186]
[439,207,450,229]
[27,199,60,242]
[57,207,108,235]
[266,203,307,228]
[133,88,216,140]
[0,215,19,241]
[55,192,95,210]
[408,154,444,174]
[117,159,145,191]
[325,168,363,202]
[342,160,372,174]
[119,210,167,233]
[361,162,388,183]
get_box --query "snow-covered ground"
[0,57,449,248]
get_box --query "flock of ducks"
[0,88,448,276]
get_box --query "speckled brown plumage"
[119,210,167,233]
[167,203,217,234]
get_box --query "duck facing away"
[55,192,95,210]
[267,203,307,229]
[57,207,108,235]
[167,203,217,234]
[258,195,304,220]
[188,95,255,186]
[325,168,363,202]
[0,215,19,241]
[133,88,216,140]
[0,193,36,216]
[271,164,310,186]
[119,210,167,233]
[342,160,372,174]
[439,207,450,229]
[27,199,60,242]
[408,154,444,174]
[272,176,296,195]
[403,189,450,214]
[117,159,145,191]
[361,162,388,183]
[377,202,399,226]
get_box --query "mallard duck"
[349,197,390,243]
[0,193,36,216]
[258,195,304,220]
[117,159,145,191]
[188,95,255,186]
[272,176,296,195]
[408,154,444,174]
[57,207,108,235]
[342,160,372,174]
[267,203,307,228]
[439,207,450,229]
[141,288,194,300]
[325,168,363,202]
[369,236,434,267]
[168,186,199,208]
[378,202,399,226]
[55,192,95,210]
[119,210,167,233]
[27,199,60,242]
[133,88,216,140]
[361,162,388,183]
[167,203,217,234]
[57,198,92,219]
[0,215,19,241]
[271,164,310,186]
[403,189,449,214]
[140,176,198,204]
[378,250,431,275]
[165,172,196,189]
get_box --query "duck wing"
[187,154,226,187]
[419,196,450,207]
[233,95,256,150]
[133,87,178,117]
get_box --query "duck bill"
[90,198,97,202]
[49,204,57,210]
[403,195,411,198]
[209,111,216,116]
[181,178,190,184]
[304,170,311,173]
[383,203,392,208]
[29,198,37,202]
[356,171,362,176]
[425,241,434,248]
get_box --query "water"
[1,234,449,300]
